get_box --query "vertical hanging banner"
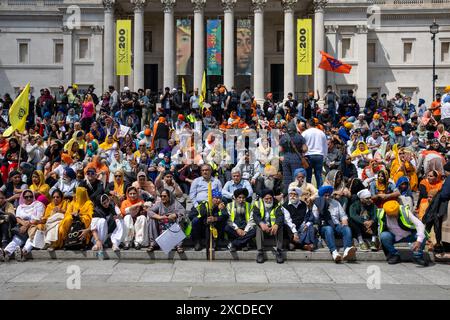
[236,19,252,76]
[116,20,132,76]
[297,19,312,75]
[206,19,222,75]
[176,19,192,75]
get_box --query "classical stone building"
[0,0,449,105]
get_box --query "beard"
[264,202,273,210]
[289,199,300,206]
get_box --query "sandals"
[14,247,25,262]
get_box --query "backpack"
[64,215,86,250]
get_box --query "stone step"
[29,247,435,262]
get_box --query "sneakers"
[227,242,236,252]
[332,250,342,263]
[413,256,429,267]
[275,250,284,264]
[387,254,401,264]
[359,242,369,252]
[14,247,25,262]
[194,241,202,251]
[369,241,378,252]
[343,246,357,261]
[256,250,265,264]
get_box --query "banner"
[297,19,312,75]
[3,82,30,137]
[176,19,192,75]
[236,19,252,76]
[116,20,131,75]
[207,19,222,75]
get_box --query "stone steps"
[28,247,435,262]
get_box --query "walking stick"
[209,224,213,262]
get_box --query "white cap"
[357,189,372,199]
[123,86,130,91]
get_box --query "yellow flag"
[199,70,206,111]
[3,82,30,137]
[207,180,213,209]
[182,77,186,95]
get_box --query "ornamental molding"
[313,0,327,12]
[356,24,368,33]
[91,25,104,33]
[281,0,297,12]
[325,24,338,33]
[221,0,236,12]
[131,0,146,12]
[252,0,267,13]
[161,0,176,13]
[191,0,206,12]
[102,0,115,11]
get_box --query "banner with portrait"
[176,19,192,75]
[116,20,131,76]
[297,19,312,75]
[236,19,252,76]
[206,19,222,75]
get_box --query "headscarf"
[324,169,345,191]
[84,155,109,177]
[64,167,77,180]
[29,170,50,200]
[395,176,412,197]
[351,141,369,157]
[420,170,443,194]
[113,169,125,196]
[99,136,115,151]
[71,187,91,212]
[18,189,36,205]
[120,186,144,216]
[86,140,98,157]
[16,189,45,221]
[375,169,389,192]
[64,130,86,151]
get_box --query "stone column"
[192,0,206,92]
[325,24,338,90]
[103,0,115,91]
[222,0,236,90]
[282,0,297,100]
[356,24,368,107]
[252,0,267,104]
[91,25,104,92]
[162,0,176,90]
[132,0,146,91]
[313,0,326,100]
[62,25,73,88]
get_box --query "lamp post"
[430,20,439,102]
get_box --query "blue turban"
[212,189,222,199]
[293,168,307,180]
[318,185,334,197]
[64,167,76,180]
[419,98,425,106]
[444,95,450,104]
[44,112,52,119]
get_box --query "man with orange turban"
[377,200,428,266]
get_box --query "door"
[271,64,284,102]
[144,64,158,93]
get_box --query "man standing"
[377,200,428,266]
[302,119,327,188]
[108,85,119,113]
[364,92,379,123]
[280,120,307,195]
[252,189,284,264]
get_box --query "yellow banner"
[297,19,312,75]
[116,20,131,76]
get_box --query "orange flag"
[318,51,352,74]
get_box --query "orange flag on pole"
[318,51,352,74]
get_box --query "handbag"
[64,215,86,250]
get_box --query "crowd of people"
[0,82,449,266]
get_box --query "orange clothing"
[430,100,441,117]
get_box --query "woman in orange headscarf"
[84,154,110,179]
[416,169,443,209]
[56,187,94,248]
[228,110,240,128]
[390,145,418,191]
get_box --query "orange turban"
[383,200,400,217]
[393,126,403,134]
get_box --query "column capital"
[281,0,297,13]
[161,0,176,13]
[252,0,267,13]
[325,24,338,34]
[356,24,368,34]
[221,0,236,12]
[313,0,327,13]
[131,0,147,12]
[91,25,104,34]
[102,0,115,12]
[191,0,206,12]
[61,25,72,34]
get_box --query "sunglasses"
[115,175,123,178]
[24,195,33,200]
[87,172,96,175]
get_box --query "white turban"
[357,189,371,199]
[288,187,303,196]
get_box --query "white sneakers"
[343,246,357,261]
[332,246,357,263]
[332,250,342,263]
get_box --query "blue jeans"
[320,224,353,253]
[306,155,324,187]
[380,231,426,258]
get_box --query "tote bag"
[155,223,186,254]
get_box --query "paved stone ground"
[1,260,450,299]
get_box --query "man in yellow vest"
[378,200,428,266]
[253,189,284,264]
[224,188,256,252]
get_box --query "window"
[441,42,450,62]
[367,42,376,63]
[341,38,352,59]
[54,42,63,64]
[18,42,29,64]
[403,42,413,63]
[78,38,89,59]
